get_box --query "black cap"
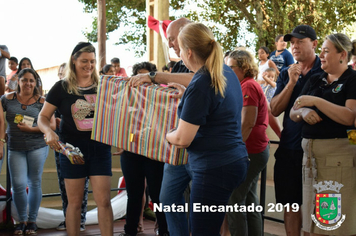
[284,25,317,41]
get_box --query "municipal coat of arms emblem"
[311,181,346,231]
[332,84,343,93]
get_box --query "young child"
[257,47,279,84]
[261,67,282,138]
[99,64,115,75]
[111,57,127,77]
[5,57,18,93]
[162,61,176,73]
[351,55,356,70]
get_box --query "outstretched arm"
[128,72,194,88]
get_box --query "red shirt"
[115,68,127,77]
[6,71,16,84]
[240,77,269,153]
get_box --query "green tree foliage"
[182,0,356,53]
[79,0,146,57]
[79,0,356,56]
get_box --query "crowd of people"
[1,17,356,236]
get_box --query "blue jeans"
[160,163,193,236]
[0,158,3,175]
[8,146,49,222]
[190,157,249,236]
[227,146,270,236]
[0,146,5,175]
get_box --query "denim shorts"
[59,138,112,179]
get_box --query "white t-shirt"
[257,60,270,82]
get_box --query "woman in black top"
[38,42,113,236]
[290,33,356,235]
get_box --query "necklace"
[17,93,35,110]
[77,83,96,90]
[77,78,96,90]
[277,49,285,52]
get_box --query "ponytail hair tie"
[210,39,215,44]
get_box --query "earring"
[340,60,343,64]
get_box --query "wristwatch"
[148,71,157,83]
[0,138,6,143]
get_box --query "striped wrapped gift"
[92,76,188,165]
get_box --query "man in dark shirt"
[128,19,193,89]
[270,25,323,236]
[128,18,194,236]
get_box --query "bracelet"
[296,109,302,119]
[0,138,6,143]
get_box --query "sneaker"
[56,221,66,231]
[80,223,86,232]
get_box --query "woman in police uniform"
[290,33,356,235]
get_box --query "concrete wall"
[37,65,60,95]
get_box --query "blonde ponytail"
[178,23,226,96]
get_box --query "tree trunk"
[253,0,265,49]
[97,0,106,70]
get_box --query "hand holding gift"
[56,141,85,165]
[92,77,188,165]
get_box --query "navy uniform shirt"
[178,65,247,171]
[273,56,323,150]
[171,60,191,73]
[300,67,356,139]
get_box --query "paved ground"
[0,218,287,236]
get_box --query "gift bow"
[147,15,171,38]
[147,15,172,64]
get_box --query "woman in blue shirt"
[166,23,249,236]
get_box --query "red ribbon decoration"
[147,15,171,38]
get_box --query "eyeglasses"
[228,65,239,69]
